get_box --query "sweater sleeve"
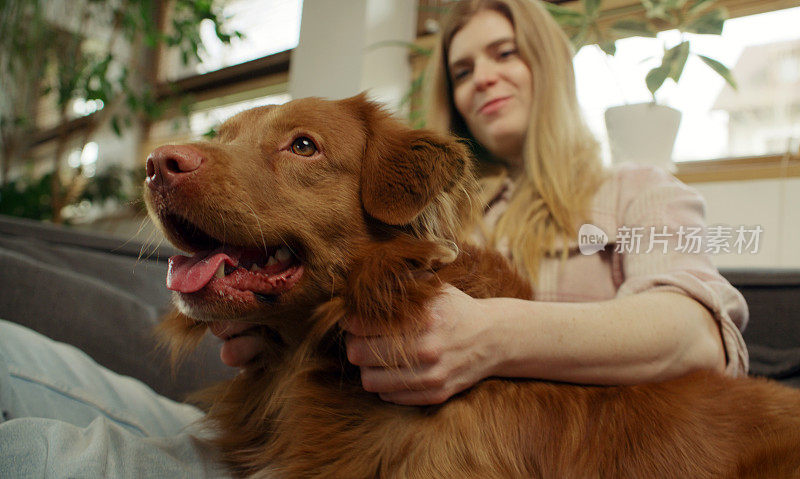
[612,165,749,377]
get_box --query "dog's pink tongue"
[167,250,237,293]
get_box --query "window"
[160,0,303,81]
[188,91,292,137]
[574,6,800,163]
[147,90,291,152]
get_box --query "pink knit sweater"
[475,163,749,377]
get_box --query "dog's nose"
[146,145,204,190]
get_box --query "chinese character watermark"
[675,226,703,254]
[578,224,763,256]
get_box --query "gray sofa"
[0,214,234,401]
[722,269,800,387]
[1,214,799,402]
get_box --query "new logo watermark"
[578,223,609,255]
[578,224,763,256]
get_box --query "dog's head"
[144,95,478,329]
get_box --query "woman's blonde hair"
[425,0,607,283]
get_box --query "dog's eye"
[291,137,317,157]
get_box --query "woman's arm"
[343,284,726,405]
[484,289,726,385]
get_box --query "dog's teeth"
[275,246,291,263]
[215,262,225,278]
[249,264,260,272]
[266,256,278,267]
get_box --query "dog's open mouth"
[161,213,304,301]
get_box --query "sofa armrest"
[720,268,800,387]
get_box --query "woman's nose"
[473,60,499,91]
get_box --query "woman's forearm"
[482,291,726,385]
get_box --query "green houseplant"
[546,0,737,167]
[546,0,737,99]
[0,0,240,223]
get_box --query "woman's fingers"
[209,320,266,367]
[339,316,385,336]
[342,284,495,406]
[364,364,463,406]
[219,334,266,368]
[360,364,448,394]
[345,332,404,367]
[346,332,441,368]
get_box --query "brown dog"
[145,95,800,478]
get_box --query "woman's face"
[448,9,533,165]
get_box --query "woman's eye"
[452,68,471,82]
[291,136,317,156]
[499,48,517,59]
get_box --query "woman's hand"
[342,284,498,406]
[209,321,265,367]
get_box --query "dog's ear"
[354,99,471,225]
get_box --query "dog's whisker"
[217,209,228,247]
[136,217,162,264]
[236,198,269,254]
[138,236,157,263]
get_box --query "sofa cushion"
[0,215,235,402]
[720,268,800,387]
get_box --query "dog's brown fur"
[145,95,800,478]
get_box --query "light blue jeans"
[0,320,231,478]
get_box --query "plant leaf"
[611,19,658,38]
[641,0,671,21]
[599,41,617,56]
[584,0,602,18]
[665,41,690,82]
[698,55,737,89]
[544,3,587,28]
[544,2,583,17]
[670,0,690,9]
[571,27,591,52]
[685,8,726,35]
[110,116,122,136]
[646,65,670,97]
[687,0,716,16]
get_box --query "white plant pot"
[604,103,682,170]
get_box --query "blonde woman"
[340,0,750,406]
[219,0,748,407]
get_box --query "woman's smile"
[478,96,512,115]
